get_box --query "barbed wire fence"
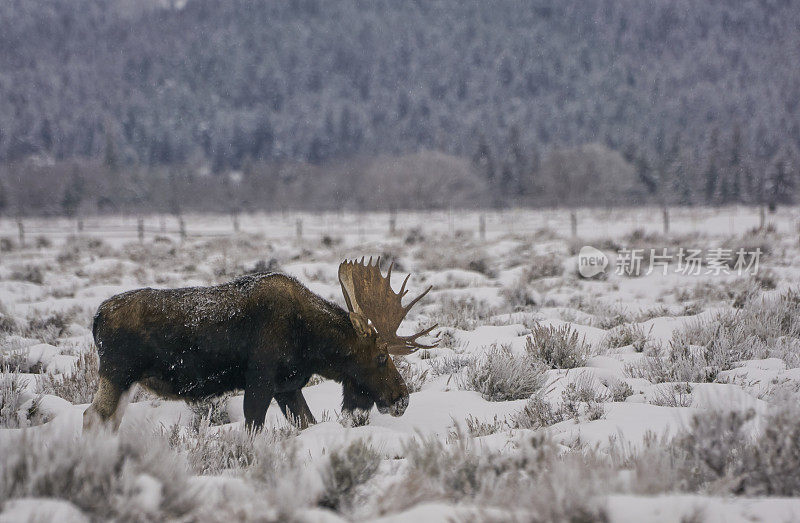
[0,206,790,250]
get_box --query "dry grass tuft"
[526,323,591,369]
[37,348,99,404]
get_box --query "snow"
[549,402,699,450]
[606,495,800,523]
[371,502,528,522]
[0,498,89,523]
[20,343,60,367]
[422,269,491,289]
[2,208,800,520]
[448,324,530,354]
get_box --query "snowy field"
[2,206,800,522]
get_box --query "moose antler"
[338,256,438,354]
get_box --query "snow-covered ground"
[2,207,800,521]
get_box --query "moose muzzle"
[378,394,409,417]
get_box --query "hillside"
[1,0,798,212]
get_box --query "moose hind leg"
[83,376,128,431]
[243,366,273,432]
[275,390,316,429]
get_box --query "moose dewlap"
[84,257,437,431]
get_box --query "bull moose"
[83,257,437,431]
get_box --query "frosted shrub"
[0,237,14,252]
[1,368,40,428]
[185,425,258,474]
[606,379,634,402]
[753,269,778,291]
[612,406,800,497]
[377,434,609,521]
[589,306,663,327]
[374,408,800,518]
[57,236,112,265]
[512,393,565,429]
[672,290,800,369]
[513,375,607,429]
[637,304,679,322]
[524,254,564,280]
[24,307,81,345]
[650,383,693,407]
[0,301,18,335]
[722,230,774,263]
[175,422,298,475]
[584,400,606,421]
[593,312,633,330]
[401,436,492,500]
[189,392,233,428]
[430,295,495,330]
[340,408,371,428]
[625,341,721,384]
[576,300,678,329]
[0,338,32,371]
[428,354,471,376]
[526,323,591,369]
[416,240,495,277]
[604,323,651,352]
[501,281,540,309]
[167,423,313,519]
[38,348,100,404]
[560,376,608,421]
[665,406,800,496]
[394,357,429,393]
[674,278,760,307]
[319,439,382,512]
[0,428,197,521]
[10,264,44,284]
[741,406,800,495]
[462,414,507,437]
[460,345,546,401]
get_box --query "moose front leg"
[341,380,374,426]
[275,390,316,429]
[341,379,375,412]
[243,366,274,432]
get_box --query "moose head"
[337,257,438,417]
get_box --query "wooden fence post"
[570,210,578,239]
[179,216,187,242]
[448,206,454,237]
[137,217,145,243]
[479,214,486,241]
[17,219,24,247]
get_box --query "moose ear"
[349,312,372,338]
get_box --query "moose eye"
[376,353,389,367]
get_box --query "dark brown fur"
[83,273,409,431]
